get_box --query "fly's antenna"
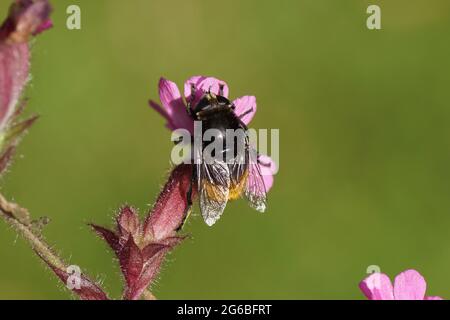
[219,83,225,96]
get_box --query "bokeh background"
[1,0,450,299]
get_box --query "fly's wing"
[244,148,268,212]
[228,132,249,187]
[197,159,230,226]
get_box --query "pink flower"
[0,0,52,174]
[0,0,53,44]
[149,75,276,191]
[360,269,443,300]
[0,0,52,129]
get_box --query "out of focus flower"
[0,1,109,301]
[0,0,52,43]
[149,75,276,192]
[91,165,192,300]
[0,0,52,173]
[359,269,443,300]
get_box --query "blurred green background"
[1,0,450,299]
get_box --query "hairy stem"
[0,193,84,285]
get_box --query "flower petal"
[155,78,193,132]
[159,78,182,111]
[359,273,394,300]
[233,96,257,125]
[184,76,229,107]
[393,269,427,300]
[425,296,443,300]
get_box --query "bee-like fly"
[185,84,268,226]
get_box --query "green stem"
[0,196,66,270]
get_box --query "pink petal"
[154,78,193,133]
[183,76,229,107]
[233,96,257,125]
[425,296,443,300]
[257,154,276,192]
[359,273,394,300]
[393,269,427,300]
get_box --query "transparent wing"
[197,160,230,226]
[244,148,268,212]
[228,134,248,188]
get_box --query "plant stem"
[0,202,66,270]
[0,193,88,287]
